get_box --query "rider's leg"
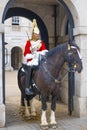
[25,65,34,95]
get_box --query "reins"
[41,43,78,84]
[42,62,69,84]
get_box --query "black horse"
[17,42,83,128]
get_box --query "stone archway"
[4,7,49,49]
[2,5,49,105]
[0,0,86,127]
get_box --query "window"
[12,16,19,25]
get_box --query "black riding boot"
[25,66,34,95]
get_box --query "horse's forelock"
[71,45,82,59]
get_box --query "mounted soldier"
[23,19,48,95]
[18,40,83,128]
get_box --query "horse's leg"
[21,93,25,106]
[40,95,48,127]
[20,93,25,115]
[24,98,31,118]
[30,98,36,117]
[50,95,57,128]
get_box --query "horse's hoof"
[40,124,49,130]
[49,124,57,129]
[26,116,31,120]
[31,111,37,116]
[31,116,36,120]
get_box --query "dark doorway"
[11,47,22,70]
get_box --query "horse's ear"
[68,44,71,50]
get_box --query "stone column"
[5,51,13,71]
[73,27,87,117]
[0,23,5,127]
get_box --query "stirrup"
[25,88,34,95]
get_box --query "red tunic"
[24,40,47,62]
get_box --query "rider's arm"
[24,40,31,56]
[40,41,47,50]
[24,40,33,60]
[37,41,48,55]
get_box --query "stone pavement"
[2,71,87,130]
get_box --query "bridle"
[66,44,82,70]
[41,44,82,84]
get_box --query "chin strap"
[67,44,77,69]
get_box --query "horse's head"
[65,44,83,73]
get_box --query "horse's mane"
[46,42,68,57]
[46,41,80,57]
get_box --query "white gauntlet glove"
[25,54,33,59]
[39,50,48,55]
